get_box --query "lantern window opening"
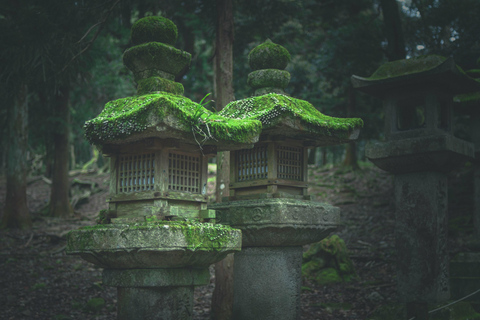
[168,151,201,193]
[277,145,303,181]
[118,153,155,193]
[396,97,427,131]
[236,145,268,182]
[437,98,450,131]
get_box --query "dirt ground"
[0,162,474,319]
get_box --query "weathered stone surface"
[366,134,474,174]
[66,222,242,268]
[117,286,193,320]
[232,246,302,320]
[102,267,209,287]
[210,198,340,247]
[395,172,449,303]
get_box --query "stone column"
[232,246,302,320]
[103,268,209,320]
[211,198,340,320]
[394,172,449,304]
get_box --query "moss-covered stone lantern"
[352,55,479,319]
[211,40,363,320]
[66,16,261,320]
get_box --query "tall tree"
[1,84,32,229]
[380,0,406,61]
[211,1,235,319]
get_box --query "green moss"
[137,76,184,95]
[131,16,178,46]
[247,69,290,89]
[123,42,191,77]
[302,234,357,286]
[84,92,262,146]
[369,55,447,80]
[219,93,363,137]
[71,220,239,252]
[248,39,291,71]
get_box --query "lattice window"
[118,153,155,193]
[236,145,268,181]
[168,152,201,193]
[277,146,303,181]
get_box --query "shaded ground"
[0,162,474,319]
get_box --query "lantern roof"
[84,92,262,151]
[218,40,362,146]
[351,55,480,97]
[84,16,261,151]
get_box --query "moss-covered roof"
[84,92,261,150]
[352,55,480,97]
[219,93,362,145]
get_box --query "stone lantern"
[66,16,261,320]
[352,55,479,319]
[211,40,364,320]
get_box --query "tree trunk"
[380,0,406,61]
[1,84,32,229]
[342,86,360,170]
[49,86,73,218]
[211,1,235,319]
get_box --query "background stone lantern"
[212,40,364,320]
[352,55,480,319]
[66,16,261,320]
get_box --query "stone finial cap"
[131,16,178,46]
[248,39,291,71]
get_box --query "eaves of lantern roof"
[84,92,262,151]
[351,55,480,98]
[218,93,363,147]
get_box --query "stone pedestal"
[66,222,241,320]
[232,246,302,320]
[394,172,449,303]
[103,268,209,320]
[211,198,340,320]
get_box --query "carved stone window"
[118,153,155,193]
[236,145,268,182]
[277,145,303,181]
[168,152,201,193]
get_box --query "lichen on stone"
[84,92,262,146]
[219,93,363,137]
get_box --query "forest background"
[1,0,480,229]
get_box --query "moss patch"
[247,69,290,89]
[302,234,357,285]
[84,92,261,146]
[219,93,363,137]
[131,16,178,46]
[137,76,184,95]
[248,39,291,71]
[69,220,239,252]
[369,55,447,80]
[123,42,191,77]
